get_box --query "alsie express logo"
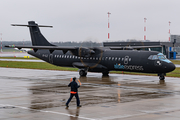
[114,63,144,71]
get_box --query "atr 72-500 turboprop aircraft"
[5,21,176,80]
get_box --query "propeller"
[78,47,95,58]
[77,41,104,70]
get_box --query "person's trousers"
[66,93,80,106]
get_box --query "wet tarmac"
[0,68,180,120]
[0,52,32,57]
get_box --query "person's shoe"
[66,104,69,107]
[77,105,82,107]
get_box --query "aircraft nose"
[166,63,176,72]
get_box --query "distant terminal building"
[171,35,180,43]
[103,41,180,59]
[171,35,180,56]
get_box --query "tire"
[79,70,87,76]
[102,71,109,76]
[159,76,165,80]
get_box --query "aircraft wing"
[5,45,78,54]
[5,45,99,56]
[110,45,162,50]
[5,45,77,50]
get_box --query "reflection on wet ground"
[0,68,180,120]
[28,76,172,110]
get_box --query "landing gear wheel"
[159,76,165,80]
[79,70,87,76]
[158,73,165,80]
[102,71,109,76]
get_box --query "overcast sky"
[0,0,180,42]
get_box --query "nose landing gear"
[158,73,166,80]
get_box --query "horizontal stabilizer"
[11,24,53,28]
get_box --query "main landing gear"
[79,69,87,76]
[158,73,165,80]
[102,71,109,76]
[79,70,109,77]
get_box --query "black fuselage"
[28,49,175,74]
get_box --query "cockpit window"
[148,53,172,63]
[157,53,172,63]
[158,55,166,60]
[152,55,158,60]
[148,55,153,60]
[148,55,165,60]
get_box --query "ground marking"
[0,104,96,120]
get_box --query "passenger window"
[112,57,114,60]
[109,57,111,60]
[62,55,64,58]
[118,58,121,61]
[60,55,61,58]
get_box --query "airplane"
[5,21,176,80]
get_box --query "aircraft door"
[49,54,53,64]
[124,56,129,64]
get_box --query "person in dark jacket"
[66,77,81,107]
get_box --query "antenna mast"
[144,18,147,40]
[169,21,171,41]
[107,12,111,39]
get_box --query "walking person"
[66,77,82,107]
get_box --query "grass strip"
[0,61,78,71]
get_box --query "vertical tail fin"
[12,21,55,46]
